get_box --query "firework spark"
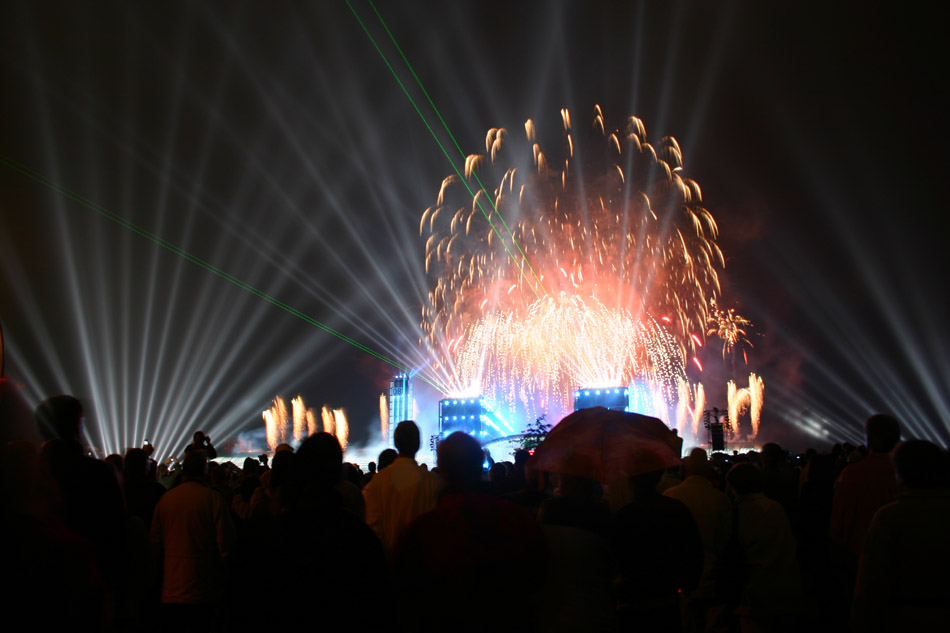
[320,405,349,450]
[262,396,290,451]
[707,299,753,364]
[676,379,706,437]
[264,395,318,450]
[307,406,319,437]
[321,405,336,438]
[748,373,764,437]
[726,373,764,437]
[333,408,349,451]
[292,395,312,444]
[727,381,746,435]
[262,408,279,452]
[442,296,687,423]
[379,393,389,441]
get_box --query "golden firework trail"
[265,395,318,450]
[727,373,764,438]
[333,408,349,451]
[727,381,746,435]
[262,408,279,452]
[379,393,389,441]
[444,296,688,422]
[676,379,706,436]
[321,405,336,438]
[749,373,765,437]
[262,396,290,451]
[307,406,319,437]
[292,395,310,444]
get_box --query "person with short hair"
[150,449,236,630]
[183,431,217,460]
[362,420,441,557]
[852,440,950,632]
[36,395,126,609]
[721,462,802,632]
[829,415,902,588]
[395,432,545,632]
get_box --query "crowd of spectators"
[2,386,948,632]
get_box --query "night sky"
[2,1,947,455]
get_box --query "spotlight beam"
[346,0,549,300]
[364,0,549,297]
[0,154,447,391]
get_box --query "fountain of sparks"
[262,395,348,452]
[419,106,759,441]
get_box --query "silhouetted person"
[36,395,126,614]
[395,431,546,633]
[362,460,377,487]
[539,473,611,536]
[123,447,166,530]
[829,414,901,624]
[184,430,217,460]
[510,447,530,489]
[362,420,441,558]
[759,442,798,525]
[664,449,731,632]
[721,463,802,633]
[830,415,901,565]
[488,461,510,494]
[852,440,950,632]
[1,439,111,628]
[248,448,295,522]
[257,432,389,628]
[537,472,615,633]
[378,447,398,471]
[142,441,158,479]
[797,450,838,622]
[150,449,235,632]
[612,468,703,633]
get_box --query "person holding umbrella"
[530,407,703,632]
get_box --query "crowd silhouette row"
[1,384,948,632]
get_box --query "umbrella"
[530,407,683,482]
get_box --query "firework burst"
[707,299,753,366]
[422,105,723,357]
[446,296,686,422]
[422,106,724,423]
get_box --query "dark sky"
[2,0,947,454]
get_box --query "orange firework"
[422,105,723,361]
[727,374,764,438]
[707,299,753,364]
[333,408,349,451]
[422,107,722,421]
[292,395,308,443]
[321,406,335,437]
[444,296,686,422]
[379,393,389,441]
[262,396,290,451]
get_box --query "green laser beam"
[0,152,448,392]
[364,0,549,297]
[346,0,548,300]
